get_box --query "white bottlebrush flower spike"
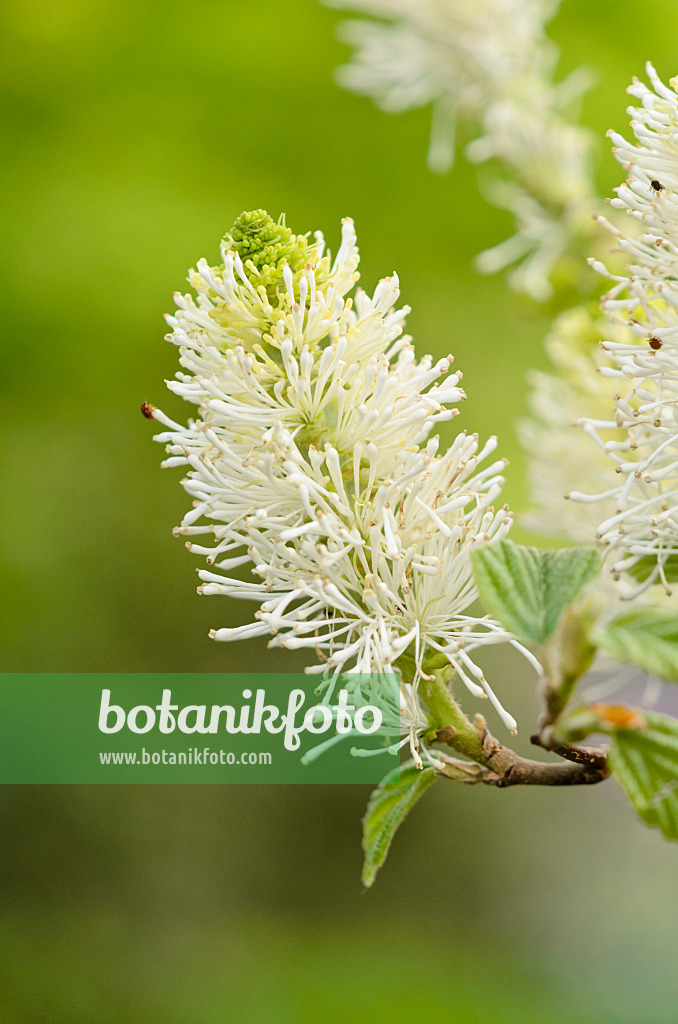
[149,210,528,752]
[520,305,625,543]
[571,64,678,595]
[327,0,596,299]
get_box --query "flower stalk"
[423,654,608,787]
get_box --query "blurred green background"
[2,0,678,1020]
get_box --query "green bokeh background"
[2,0,678,1019]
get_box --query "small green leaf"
[361,762,436,887]
[609,712,678,840]
[627,554,678,585]
[471,539,601,646]
[593,607,678,682]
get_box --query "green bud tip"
[223,209,312,294]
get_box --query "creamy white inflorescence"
[571,65,678,595]
[151,211,526,756]
[327,0,595,299]
[520,306,627,544]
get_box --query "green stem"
[421,667,609,788]
[420,668,485,761]
[538,640,565,729]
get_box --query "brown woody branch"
[433,719,609,788]
[530,733,608,772]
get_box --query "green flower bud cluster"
[223,209,316,299]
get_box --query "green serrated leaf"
[593,607,678,682]
[361,762,436,887]
[609,712,678,840]
[627,554,678,585]
[471,539,601,646]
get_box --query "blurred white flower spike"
[327,0,596,299]
[150,211,523,746]
[572,65,678,595]
[519,305,628,545]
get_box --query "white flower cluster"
[520,306,626,543]
[327,0,595,299]
[571,65,678,595]
[150,210,523,748]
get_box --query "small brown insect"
[141,400,156,419]
[649,336,663,350]
[651,179,665,192]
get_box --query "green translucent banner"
[0,673,403,783]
